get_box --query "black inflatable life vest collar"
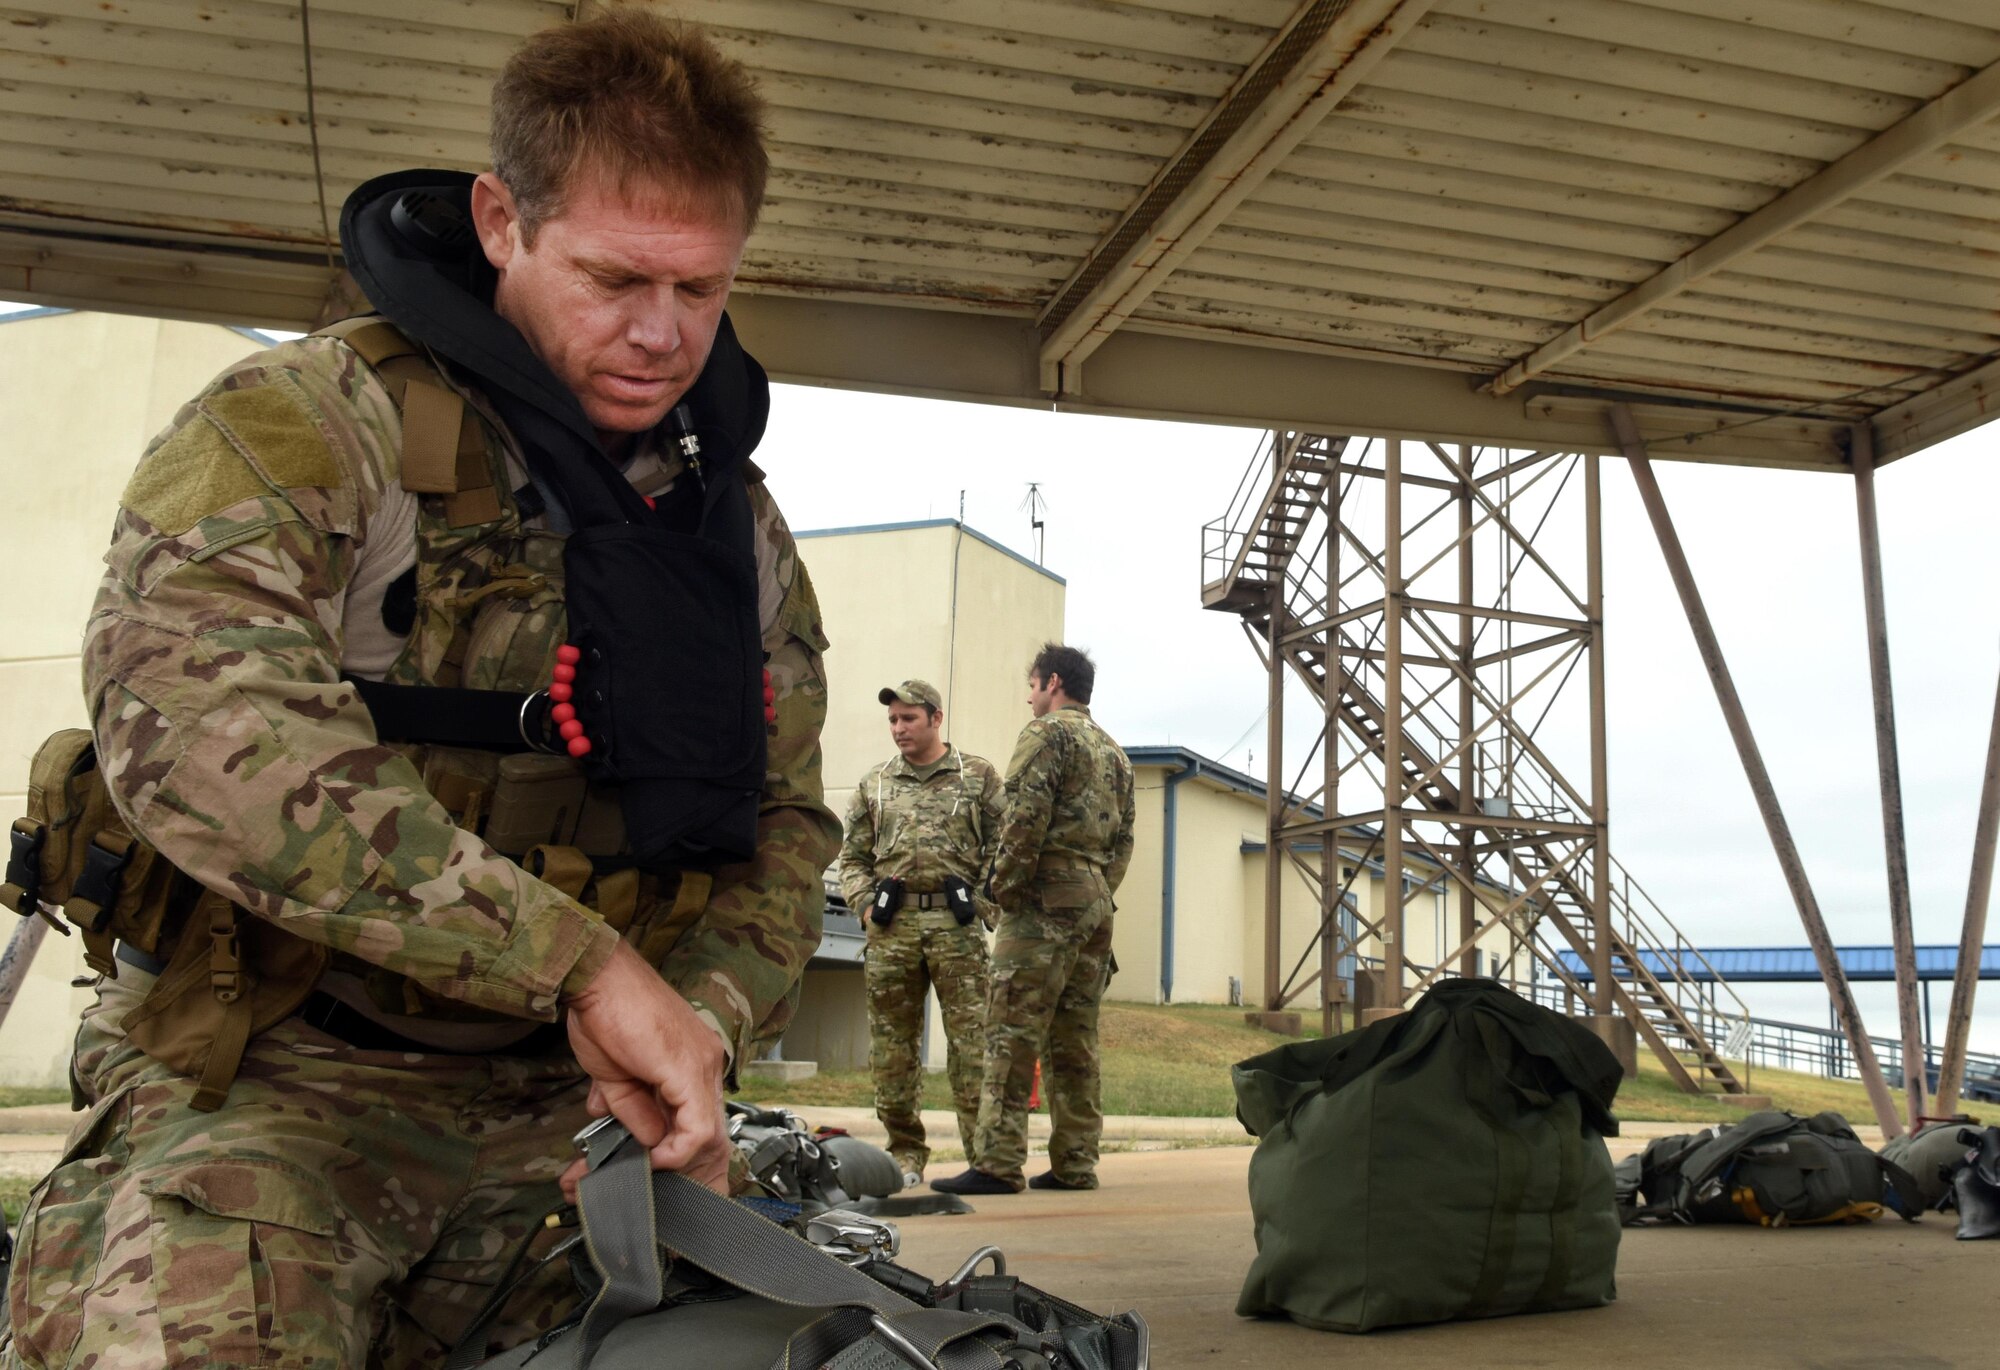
[338,169,772,869]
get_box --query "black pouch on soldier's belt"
[1232,978,1624,1334]
[871,876,905,927]
[453,1119,1149,1370]
[943,875,976,926]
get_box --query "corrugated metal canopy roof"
[6,0,2000,468]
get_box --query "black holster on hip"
[943,874,977,926]
[871,877,905,928]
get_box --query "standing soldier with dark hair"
[840,681,1004,1190]
[935,644,1135,1196]
[3,11,838,1367]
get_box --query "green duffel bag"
[1232,978,1624,1333]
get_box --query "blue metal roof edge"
[795,518,1065,586]
[1552,944,2000,983]
[0,306,73,325]
[1124,744,1316,816]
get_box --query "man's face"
[887,702,942,760]
[1026,672,1059,718]
[472,169,747,446]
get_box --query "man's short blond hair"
[491,6,768,243]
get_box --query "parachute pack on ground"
[456,1118,1149,1370]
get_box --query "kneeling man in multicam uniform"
[839,681,1004,1189]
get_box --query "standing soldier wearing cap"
[935,644,1134,1196]
[840,680,1005,1188]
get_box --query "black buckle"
[67,834,134,932]
[1,820,45,915]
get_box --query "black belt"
[300,992,447,1055]
[114,942,167,975]
[113,943,560,1058]
[299,992,566,1058]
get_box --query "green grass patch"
[0,1175,35,1228]
[0,1087,66,1110]
[741,1003,1947,1130]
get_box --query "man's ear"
[471,172,522,272]
[1045,673,1063,697]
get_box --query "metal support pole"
[0,915,49,1036]
[1326,466,1342,1033]
[1934,659,2000,1115]
[1458,450,1478,977]
[1586,453,1613,1016]
[1612,405,1903,1137]
[1383,438,1407,1006]
[1264,574,1286,1011]
[1852,424,1926,1124]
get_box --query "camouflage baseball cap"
[879,679,942,710]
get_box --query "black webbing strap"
[1,820,44,914]
[347,675,551,754]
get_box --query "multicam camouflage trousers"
[864,907,990,1175]
[4,972,593,1370]
[973,898,1115,1189]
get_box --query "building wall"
[0,311,270,1086]
[801,521,1065,815]
[1168,779,1262,1005]
[1112,759,1535,1017]
[1108,773,1166,1006]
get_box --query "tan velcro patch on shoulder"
[200,382,343,492]
[122,419,270,536]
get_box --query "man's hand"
[561,941,731,1197]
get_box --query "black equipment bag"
[1616,1110,1923,1227]
[450,1120,1149,1370]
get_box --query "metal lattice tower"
[1202,432,1749,1094]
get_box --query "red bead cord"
[567,736,593,758]
[551,702,575,724]
[556,644,581,665]
[548,682,572,703]
[552,663,576,684]
[559,719,584,742]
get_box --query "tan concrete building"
[0,308,276,1087]
[1114,748,1527,1023]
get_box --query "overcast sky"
[755,378,2000,1052]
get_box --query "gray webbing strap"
[649,1166,910,1318]
[635,1134,1027,1369]
[451,1122,1031,1370]
[568,1121,667,1367]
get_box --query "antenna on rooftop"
[1020,482,1049,564]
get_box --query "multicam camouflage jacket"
[81,332,839,1064]
[989,705,1136,913]
[837,749,1005,915]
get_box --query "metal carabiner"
[934,1245,1006,1299]
[867,1315,942,1370]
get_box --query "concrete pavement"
[0,1101,1977,1366]
[888,1144,1995,1370]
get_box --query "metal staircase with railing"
[1202,432,1750,1095]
